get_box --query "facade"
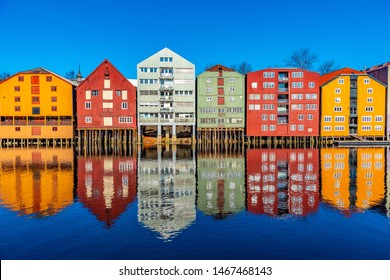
[196,65,245,142]
[0,67,76,142]
[246,68,320,137]
[77,155,137,227]
[0,149,74,217]
[366,62,390,137]
[321,148,385,211]
[76,59,137,144]
[246,149,319,216]
[137,48,196,144]
[197,155,245,218]
[320,68,387,138]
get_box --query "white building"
[137,48,196,144]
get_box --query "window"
[269,114,275,120]
[270,125,276,131]
[306,104,317,111]
[324,126,331,131]
[335,97,341,103]
[362,125,372,131]
[290,125,296,131]
[375,125,383,131]
[334,107,342,112]
[118,117,133,123]
[292,104,303,110]
[18,76,24,82]
[229,96,235,101]
[92,90,99,96]
[263,82,275,88]
[298,125,304,131]
[206,97,212,102]
[306,94,317,99]
[51,106,57,112]
[338,79,344,84]
[51,96,57,102]
[32,107,40,114]
[206,87,212,93]
[367,88,373,94]
[229,78,235,82]
[206,78,212,83]
[334,126,345,131]
[308,82,315,88]
[52,127,57,131]
[292,72,304,78]
[263,72,275,78]
[262,125,268,131]
[14,86,20,92]
[251,82,258,88]
[160,57,173,62]
[51,86,57,92]
[15,106,21,111]
[32,96,40,104]
[249,94,260,100]
[116,90,122,96]
[85,102,91,109]
[335,116,344,122]
[31,86,40,94]
[291,82,303,88]
[85,117,92,123]
[362,116,372,122]
[335,88,341,94]
[307,114,313,120]
[298,114,304,120]
[262,114,268,120]
[263,94,274,100]
[14,96,20,102]
[292,94,303,99]
[121,102,128,109]
[229,87,235,92]
[367,97,373,103]
[324,116,332,122]
[375,116,383,122]
[46,76,52,82]
[364,78,370,84]
[15,127,21,132]
[365,107,374,112]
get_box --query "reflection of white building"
[137,145,196,240]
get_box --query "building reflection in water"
[197,154,245,219]
[137,145,196,241]
[247,149,319,216]
[77,155,137,227]
[0,148,74,217]
[321,148,386,212]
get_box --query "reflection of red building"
[77,156,137,227]
[246,149,319,216]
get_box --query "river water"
[1,146,390,259]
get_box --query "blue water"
[0,147,390,260]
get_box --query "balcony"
[278,76,289,82]
[139,118,159,123]
[160,73,173,79]
[160,96,173,101]
[161,118,174,123]
[278,88,288,92]
[160,84,174,91]
[160,107,173,112]
[176,118,194,123]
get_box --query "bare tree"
[318,60,338,75]
[65,70,76,80]
[230,61,253,75]
[284,48,318,70]
[0,72,11,81]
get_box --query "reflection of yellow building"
[0,148,74,216]
[356,148,385,209]
[321,148,350,210]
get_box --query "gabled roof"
[206,64,235,72]
[320,67,364,86]
[0,67,77,86]
[366,61,390,72]
[137,47,194,67]
[76,59,135,90]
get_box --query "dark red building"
[246,149,319,216]
[77,156,137,227]
[76,59,137,130]
[246,68,320,137]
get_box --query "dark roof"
[206,64,235,72]
[320,67,364,85]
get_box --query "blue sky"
[0,0,389,78]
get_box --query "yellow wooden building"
[0,148,74,216]
[320,68,387,138]
[0,67,76,143]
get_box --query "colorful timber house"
[76,59,137,151]
[320,68,387,140]
[366,62,390,138]
[196,65,245,144]
[137,48,196,145]
[0,67,76,146]
[246,68,320,146]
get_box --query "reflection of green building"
[137,145,196,240]
[197,155,245,218]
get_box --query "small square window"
[15,127,21,132]
[116,90,122,96]
[51,86,57,92]
[18,76,24,82]
[121,102,128,109]
[32,107,40,114]
[51,106,57,111]
[32,96,40,104]
[85,102,91,109]
[14,86,20,92]
[51,96,57,102]
[15,106,21,111]
[52,127,58,131]
[14,96,21,102]
[46,76,52,82]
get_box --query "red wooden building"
[77,155,137,227]
[246,149,319,216]
[246,68,320,137]
[76,59,137,147]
